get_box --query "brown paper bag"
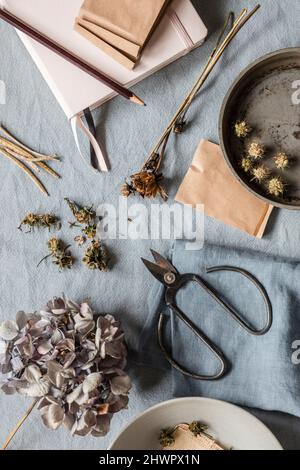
[175,140,273,238]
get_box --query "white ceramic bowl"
[109,397,283,450]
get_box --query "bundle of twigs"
[121,5,261,201]
[0,125,60,196]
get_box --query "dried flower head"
[274,152,289,170]
[120,182,134,198]
[234,120,252,138]
[65,198,96,225]
[159,429,175,448]
[248,142,265,160]
[83,240,109,271]
[48,236,61,254]
[18,213,60,232]
[39,238,74,271]
[268,177,286,197]
[74,235,86,246]
[0,297,131,436]
[173,119,187,134]
[129,171,168,200]
[251,165,271,183]
[82,224,97,240]
[188,421,209,437]
[240,157,253,173]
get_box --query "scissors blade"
[141,258,169,284]
[150,250,178,274]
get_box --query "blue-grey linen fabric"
[1,0,300,450]
[139,241,300,417]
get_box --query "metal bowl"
[219,48,300,210]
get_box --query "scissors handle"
[205,266,273,335]
[158,305,228,381]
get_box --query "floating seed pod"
[248,142,265,160]
[267,177,286,197]
[274,152,289,170]
[234,120,252,138]
[251,165,271,183]
[240,157,253,173]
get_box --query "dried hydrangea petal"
[41,404,64,430]
[82,372,102,394]
[0,320,19,341]
[110,374,132,395]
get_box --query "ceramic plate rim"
[108,397,283,450]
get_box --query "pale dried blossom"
[251,165,270,183]
[248,142,265,160]
[268,177,286,197]
[234,120,252,138]
[274,152,289,170]
[240,157,253,173]
[0,298,130,436]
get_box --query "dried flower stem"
[145,5,260,172]
[2,399,37,450]
[0,148,49,196]
[0,125,58,161]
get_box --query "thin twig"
[144,5,260,168]
[0,125,58,160]
[2,400,37,450]
[0,148,49,196]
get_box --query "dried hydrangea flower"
[65,198,96,225]
[234,120,252,138]
[274,152,289,170]
[248,142,265,160]
[130,170,168,200]
[83,240,109,271]
[18,213,60,232]
[251,165,270,183]
[0,297,131,437]
[240,157,253,173]
[82,224,97,240]
[267,177,286,197]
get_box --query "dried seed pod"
[240,157,253,173]
[251,165,270,183]
[267,177,286,197]
[248,142,265,160]
[274,152,289,170]
[234,120,252,138]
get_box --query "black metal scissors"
[141,250,272,381]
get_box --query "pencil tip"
[131,95,146,106]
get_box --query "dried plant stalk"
[2,400,37,450]
[122,5,261,199]
[0,148,49,196]
[0,125,58,160]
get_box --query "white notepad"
[2,0,207,170]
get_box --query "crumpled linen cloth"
[1,0,300,450]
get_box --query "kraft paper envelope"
[175,140,273,238]
[76,0,170,68]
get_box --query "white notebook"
[2,0,207,170]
